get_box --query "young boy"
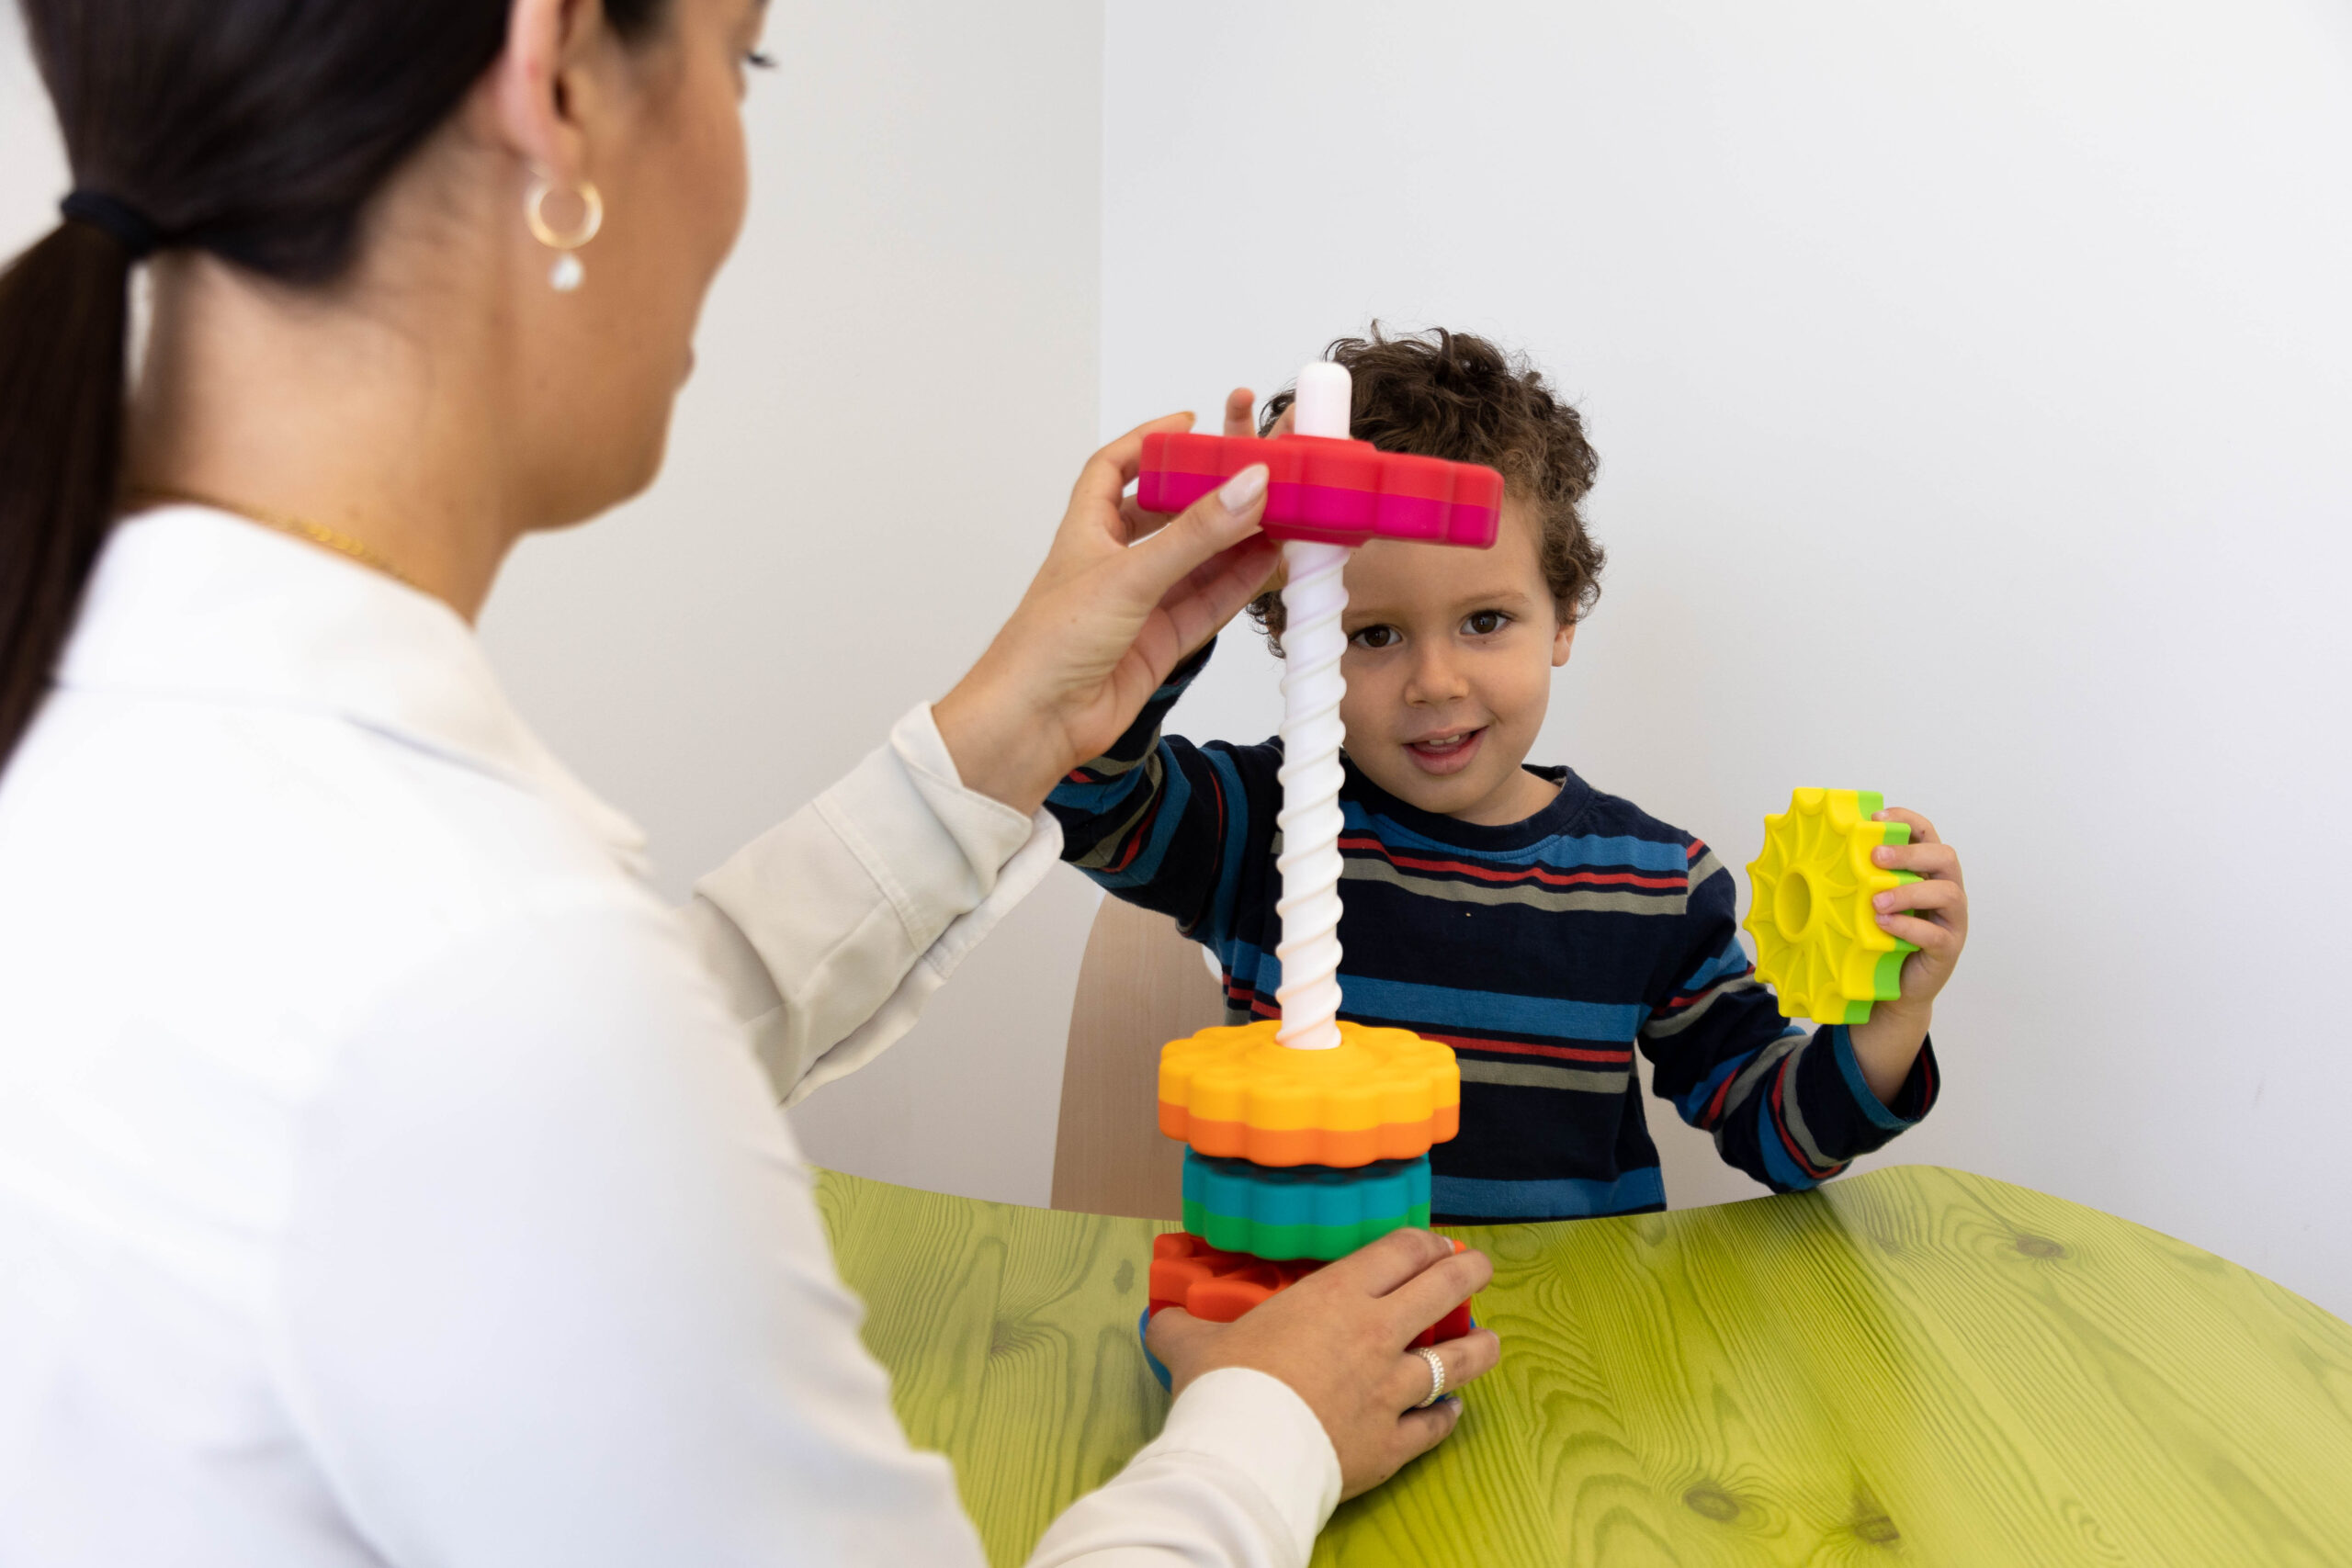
[1050,329,1969,1224]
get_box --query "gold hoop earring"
[526,174,604,292]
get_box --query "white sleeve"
[1025,1371,1340,1568]
[277,891,1338,1568]
[681,704,1063,1105]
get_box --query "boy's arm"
[1046,637,1267,942]
[1638,845,1939,1192]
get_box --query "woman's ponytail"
[1,0,681,776]
[0,217,138,772]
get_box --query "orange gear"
[1157,1019,1459,1168]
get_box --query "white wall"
[1103,0,2352,1316]
[480,0,1106,1206]
[0,1,1107,1209]
[11,1,2351,1317]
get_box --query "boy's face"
[1337,498,1575,826]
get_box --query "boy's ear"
[1553,616,1577,668]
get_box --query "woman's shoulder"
[0,673,675,1052]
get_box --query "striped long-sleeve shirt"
[1047,641,1939,1224]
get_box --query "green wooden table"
[815,1164,2352,1565]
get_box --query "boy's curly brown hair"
[1248,327,1603,652]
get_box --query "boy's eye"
[1350,625,1400,650]
[745,49,777,70]
[1464,610,1510,636]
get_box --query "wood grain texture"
[815,1164,2352,1567]
[1051,897,1226,1220]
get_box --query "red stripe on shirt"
[1768,1056,1841,1180]
[1700,1069,1737,1130]
[1109,795,1160,874]
[1425,1033,1633,1066]
[1338,836,1686,892]
[1662,975,1753,1010]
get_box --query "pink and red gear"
[1137,431,1503,550]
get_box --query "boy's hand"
[1220,385,1296,440]
[1847,807,1967,1104]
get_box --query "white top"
[0,509,1340,1567]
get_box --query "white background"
[1101,0,2352,1317]
[6,2,2348,1317]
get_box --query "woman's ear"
[484,0,605,186]
[1553,615,1577,668]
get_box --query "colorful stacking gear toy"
[1182,1151,1431,1261]
[1744,788,1922,1024]
[1133,363,1495,1392]
[1136,431,1502,549]
[1145,1233,1474,1340]
[1156,1020,1458,1167]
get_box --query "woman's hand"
[934,412,1280,815]
[1145,1230,1500,1501]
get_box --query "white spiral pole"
[1272,363,1355,1051]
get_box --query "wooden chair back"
[1051,896,1227,1219]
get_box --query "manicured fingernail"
[1218,463,1268,513]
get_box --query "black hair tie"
[60,188,164,260]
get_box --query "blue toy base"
[1139,1306,1172,1392]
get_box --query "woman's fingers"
[1141,1232,1500,1504]
[1142,1305,1209,1369]
[1312,1227,1464,1300]
[1383,1394,1464,1480]
[1117,494,1171,545]
[1116,392,1260,546]
[1306,1228,1491,1348]
[1153,536,1283,659]
[1340,1327,1501,1498]
[1376,1247,1493,1342]
[1125,463,1270,601]
[1387,1329,1500,1413]
[1070,412,1196,536]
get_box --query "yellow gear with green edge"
[1744,788,1922,1024]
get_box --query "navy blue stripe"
[1339,976,1645,1043]
[1432,1167,1665,1220]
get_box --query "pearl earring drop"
[525,174,604,295]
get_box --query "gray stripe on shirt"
[1643,976,1764,1038]
[1069,752,1164,870]
[1457,1057,1631,1096]
[1710,1029,1805,1153]
[1773,1032,1839,1173]
[1341,856,1688,917]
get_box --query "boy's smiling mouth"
[1402,726,1487,776]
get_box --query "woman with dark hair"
[0,0,1497,1562]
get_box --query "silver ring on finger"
[1412,1346,1448,1409]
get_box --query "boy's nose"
[1404,648,1472,704]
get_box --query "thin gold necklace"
[128,483,421,591]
